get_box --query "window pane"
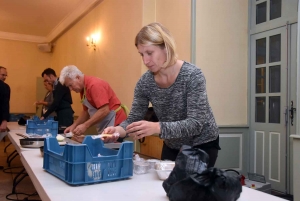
[269,34,281,63]
[256,38,266,64]
[256,67,266,93]
[269,96,280,123]
[269,65,281,93]
[270,0,281,20]
[256,97,266,123]
[256,2,267,24]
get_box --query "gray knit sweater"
[120,61,219,150]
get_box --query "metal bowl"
[19,138,45,148]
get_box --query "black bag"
[167,167,242,201]
[162,145,209,194]
[18,116,30,126]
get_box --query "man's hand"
[126,121,160,140]
[40,116,44,120]
[73,124,88,136]
[64,124,76,134]
[0,121,7,132]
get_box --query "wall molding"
[269,132,280,182]
[0,31,47,43]
[46,0,101,42]
[254,131,265,175]
[219,134,243,170]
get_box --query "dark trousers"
[56,108,74,127]
[161,143,219,168]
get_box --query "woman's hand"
[126,121,160,140]
[0,121,7,132]
[35,100,44,105]
[101,127,119,143]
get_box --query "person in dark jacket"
[0,66,10,133]
[40,68,74,127]
[0,66,10,169]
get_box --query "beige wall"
[141,0,191,74]
[51,0,191,116]
[156,0,191,63]
[196,1,248,125]
[51,0,143,115]
[0,38,51,113]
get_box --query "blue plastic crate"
[43,136,133,185]
[31,115,54,124]
[26,120,58,137]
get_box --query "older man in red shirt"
[60,65,127,141]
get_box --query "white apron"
[82,96,116,134]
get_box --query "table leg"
[11,167,28,194]
[4,142,12,153]
[7,150,18,167]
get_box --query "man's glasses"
[0,74,7,77]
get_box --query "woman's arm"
[119,78,150,134]
[159,70,215,139]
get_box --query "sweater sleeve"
[45,92,54,106]
[119,79,149,132]
[159,71,209,139]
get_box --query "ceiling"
[0,0,101,43]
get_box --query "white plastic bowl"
[156,170,172,180]
[154,161,175,180]
[155,161,175,170]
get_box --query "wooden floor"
[0,136,40,201]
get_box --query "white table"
[7,129,40,153]
[0,122,25,142]
[7,122,26,132]
[20,151,285,201]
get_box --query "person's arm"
[74,110,90,127]
[83,104,110,128]
[72,105,111,136]
[64,110,89,134]
[44,91,54,106]
[118,78,150,135]
[43,84,67,118]
[159,70,214,139]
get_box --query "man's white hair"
[59,65,84,85]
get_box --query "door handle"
[290,101,296,126]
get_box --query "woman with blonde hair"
[104,22,220,167]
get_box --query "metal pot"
[19,138,45,148]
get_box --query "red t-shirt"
[80,76,127,126]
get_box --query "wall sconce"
[86,36,96,51]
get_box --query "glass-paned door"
[250,26,287,192]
